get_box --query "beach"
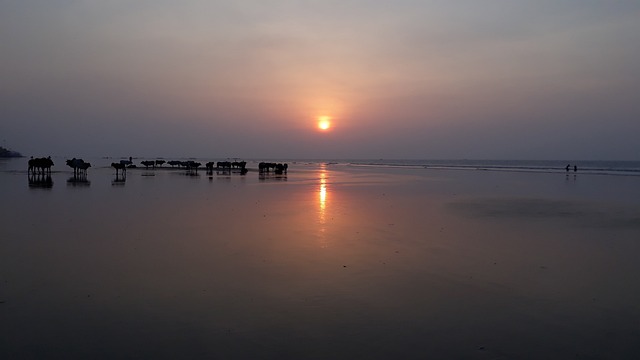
[1,158,640,359]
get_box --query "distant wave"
[346,160,640,176]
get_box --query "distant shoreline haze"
[0,146,22,158]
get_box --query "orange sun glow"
[317,116,331,130]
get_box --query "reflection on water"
[112,172,126,186]
[67,175,91,187]
[28,173,53,188]
[259,172,287,181]
[318,164,328,247]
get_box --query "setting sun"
[317,116,331,131]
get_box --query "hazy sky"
[2,1,639,159]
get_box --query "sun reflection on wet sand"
[318,164,328,247]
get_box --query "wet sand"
[1,159,640,359]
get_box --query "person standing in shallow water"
[574,165,577,172]
[566,164,570,172]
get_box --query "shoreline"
[3,162,640,177]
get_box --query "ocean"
[1,156,640,359]
[339,159,640,176]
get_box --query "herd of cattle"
[28,157,92,177]
[28,156,288,177]
[66,158,91,176]
[111,159,287,174]
[258,162,288,174]
[27,156,54,174]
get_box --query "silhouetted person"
[565,164,570,172]
[574,165,577,172]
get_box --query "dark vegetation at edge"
[0,146,22,158]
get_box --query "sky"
[2,1,640,160]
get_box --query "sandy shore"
[1,161,640,359]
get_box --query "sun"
[317,116,331,131]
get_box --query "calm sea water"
[1,156,640,359]
[345,159,640,176]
